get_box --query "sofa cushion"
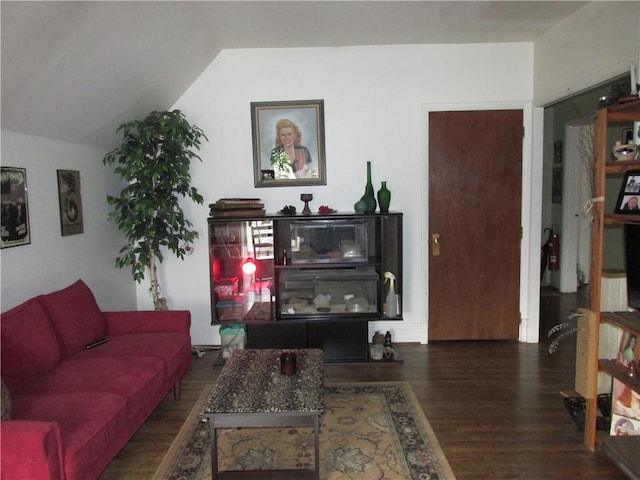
[11,392,128,480]
[18,356,165,421]
[38,279,107,358]
[1,298,61,391]
[75,332,191,381]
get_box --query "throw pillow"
[1,380,10,420]
[38,279,107,358]
[1,298,61,390]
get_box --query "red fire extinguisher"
[545,227,560,271]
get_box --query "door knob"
[432,233,440,256]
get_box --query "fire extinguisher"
[544,227,560,271]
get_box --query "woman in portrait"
[269,119,312,179]
[614,385,640,421]
[622,196,639,211]
[618,334,637,366]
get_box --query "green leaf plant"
[103,110,207,309]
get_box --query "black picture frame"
[552,166,562,204]
[251,99,326,188]
[553,141,563,165]
[614,169,640,214]
[57,169,84,236]
[1,166,31,248]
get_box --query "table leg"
[210,420,218,480]
[314,415,320,480]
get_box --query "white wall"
[0,131,135,312]
[534,1,640,106]
[149,43,537,345]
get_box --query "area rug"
[153,381,456,480]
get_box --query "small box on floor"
[220,324,246,359]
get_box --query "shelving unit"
[583,100,640,467]
[207,212,403,362]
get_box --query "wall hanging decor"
[552,166,563,204]
[57,169,84,236]
[251,99,326,188]
[0,166,30,248]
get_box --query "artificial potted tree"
[103,110,207,309]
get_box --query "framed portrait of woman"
[251,99,326,187]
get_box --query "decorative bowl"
[612,142,637,162]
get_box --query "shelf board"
[604,214,640,225]
[598,359,640,392]
[601,311,640,335]
[600,436,640,479]
[605,160,640,174]
[605,99,640,122]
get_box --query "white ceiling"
[1,1,589,149]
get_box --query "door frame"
[421,102,542,343]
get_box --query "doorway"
[428,110,523,340]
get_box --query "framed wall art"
[251,99,326,187]
[552,166,563,204]
[614,170,640,214]
[1,166,30,248]
[553,141,563,165]
[57,169,84,236]
[621,126,634,145]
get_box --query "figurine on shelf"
[318,205,335,214]
[279,205,296,215]
[301,193,313,214]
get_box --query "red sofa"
[0,279,192,480]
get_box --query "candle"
[280,351,297,375]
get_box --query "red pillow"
[1,298,61,390]
[38,280,107,358]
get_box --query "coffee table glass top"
[204,349,324,414]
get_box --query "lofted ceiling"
[1,1,588,149]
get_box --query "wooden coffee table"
[203,349,324,479]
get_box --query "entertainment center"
[207,212,403,362]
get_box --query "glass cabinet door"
[208,219,274,323]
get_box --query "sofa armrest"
[104,310,191,335]
[0,420,65,480]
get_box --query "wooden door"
[428,110,522,340]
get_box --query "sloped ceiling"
[1,1,587,149]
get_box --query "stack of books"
[209,198,265,217]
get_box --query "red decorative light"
[242,258,256,275]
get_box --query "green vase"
[377,181,391,213]
[360,161,377,213]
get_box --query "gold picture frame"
[251,99,326,188]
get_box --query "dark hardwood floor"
[100,288,625,479]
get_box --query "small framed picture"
[57,170,84,236]
[251,99,326,188]
[1,166,30,248]
[621,127,634,144]
[616,332,638,367]
[614,170,640,214]
[552,166,562,204]
[553,141,563,165]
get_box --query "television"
[624,223,640,311]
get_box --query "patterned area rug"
[153,381,456,480]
